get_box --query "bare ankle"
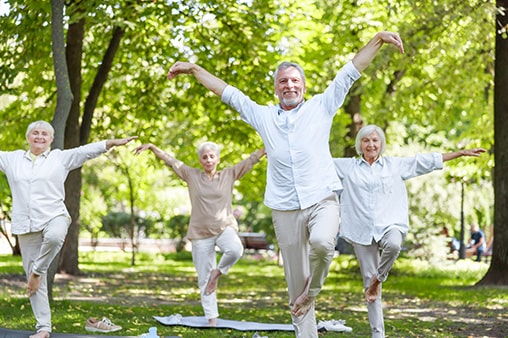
[27,273,41,296]
[205,269,221,296]
[290,277,314,316]
[29,330,50,338]
[365,277,381,303]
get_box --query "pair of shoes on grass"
[85,317,122,333]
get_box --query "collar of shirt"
[25,148,51,161]
[277,100,305,115]
[359,155,385,167]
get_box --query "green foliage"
[101,211,152,239]
[235,199,276,248]
[0,0,497,264]
[166,214,189,252]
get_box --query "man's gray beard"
[281,97,300,108]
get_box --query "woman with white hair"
[333,124,485,338]
[134,141,265,326]
[0,120,137,338]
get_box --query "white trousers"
[353,228,404,338]
[18,215,70,333]
[191,226,243,319]
[272,193,340,338]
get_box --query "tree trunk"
[46,0,74,299]
[80,26,125,144]
[344,88,363,157]
[477,0,508,285]
[50,0,73,148]
[59,169,83,275]
[58,12,86,275]
[59,19,125,274]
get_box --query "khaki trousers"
[272,193,340,338]
[353,227,404,338]
[18,215,70,333]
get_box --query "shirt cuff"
[221,85,236,105]
[343,60,362,80]
[433,152,444,169]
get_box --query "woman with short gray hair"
[0,120,137,338]
[135,141,265,326]
[333,124,485,338]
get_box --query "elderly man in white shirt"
[0,120,136,338]
[333,124,485,338]
[166,32,404,337]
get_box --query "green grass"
[1,251,507,337]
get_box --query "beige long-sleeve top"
[167,151,263,240]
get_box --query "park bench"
[238,232,273,251]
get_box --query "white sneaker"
[317,319,353,332]
[85,317,122,333]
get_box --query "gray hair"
[355,124,386,156]
[26,120,55,140]
[273,62,306,88]
[197,141,221,158]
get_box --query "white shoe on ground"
[317,319,353,332]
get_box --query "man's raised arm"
[167,61,228,97]
[352,31,404,72]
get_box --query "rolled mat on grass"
[0,328,179,338]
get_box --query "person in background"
[0,120,137,338]
[333,124,485,338]
[166,31,404,338]
[134,142,265,326]
[483,225,493,260]
[466,223,486,262]
[440,226,460,257]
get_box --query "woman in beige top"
[135,141,265,326]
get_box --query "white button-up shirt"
[333,153,443,245]
[222,61,361,210]
[0,141,108,235]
